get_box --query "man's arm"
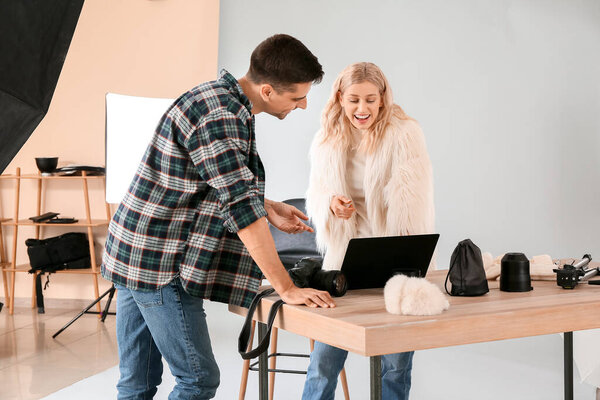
[238,217,335,308]
[184,112,332,307]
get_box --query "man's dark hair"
[247,34,324,92]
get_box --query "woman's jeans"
[115,279,220,400]
[302,341,414,400]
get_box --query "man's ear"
[260,84,273,101]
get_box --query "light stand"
[52,284,116,338]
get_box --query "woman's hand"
[279,285,336,308]
[330,195,355,219]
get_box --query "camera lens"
[311,270,347,297]
[331,273,347,297]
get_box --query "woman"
[303,62,434,400]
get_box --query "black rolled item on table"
[500,253,533,292]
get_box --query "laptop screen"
[340,234,439,290]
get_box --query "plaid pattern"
[102,70,267,308]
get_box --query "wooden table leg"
[258,322,268,400]
[564,331,573,400]
[370,355,382,400]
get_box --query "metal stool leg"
[240,327,351,399]
[258,322,268,400]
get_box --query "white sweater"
[346,129,372,238]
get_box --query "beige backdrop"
[0,0,220,301]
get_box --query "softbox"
[0,0,84,173]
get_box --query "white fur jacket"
[306,117,435,271]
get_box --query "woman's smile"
[339,81,382,131]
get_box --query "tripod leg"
[52,286,114,338]
[101,286,116,322]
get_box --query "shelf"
[1,166,108,315]
[1,219,109,227]
[3,264,100,274]
[0,173,105,180]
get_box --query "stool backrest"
[268,198,321,269]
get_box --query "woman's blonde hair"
[320,62,411,153]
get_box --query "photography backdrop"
[218,0,600,398]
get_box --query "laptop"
[340,234,439,290]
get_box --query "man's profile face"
[261,82,311,120]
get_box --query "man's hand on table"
[279,282,336,308]
[237,216,335,309]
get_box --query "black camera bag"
[26,232,91,273]
[444,238,489,296]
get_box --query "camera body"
[553,254,596,289]
[554,266,585,289]
[287,257,347,297]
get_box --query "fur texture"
[306,117,435,271]
[384,275,449,316]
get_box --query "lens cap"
[500,253,533,292]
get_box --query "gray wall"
[219,0,600,264]
[219,1,600,398]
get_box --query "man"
[101,34,336,399]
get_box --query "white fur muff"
[384,275,449,316]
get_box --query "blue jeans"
[115,279,220,400]
[302,341,413,400]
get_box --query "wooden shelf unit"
[1,218,10,310]
[2,219,109,227]
[0,168,111,315]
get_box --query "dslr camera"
[287,257,347,297]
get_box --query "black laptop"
[340,234,439,290]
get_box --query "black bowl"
[35,157,58,173]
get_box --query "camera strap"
[238,288,285,360]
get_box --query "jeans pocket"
[131,287,163,307]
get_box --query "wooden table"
[229,267,600,400]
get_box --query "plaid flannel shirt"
[101,70,268,308]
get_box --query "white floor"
[29,300,597,400]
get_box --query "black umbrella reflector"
[0,0,84,173]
